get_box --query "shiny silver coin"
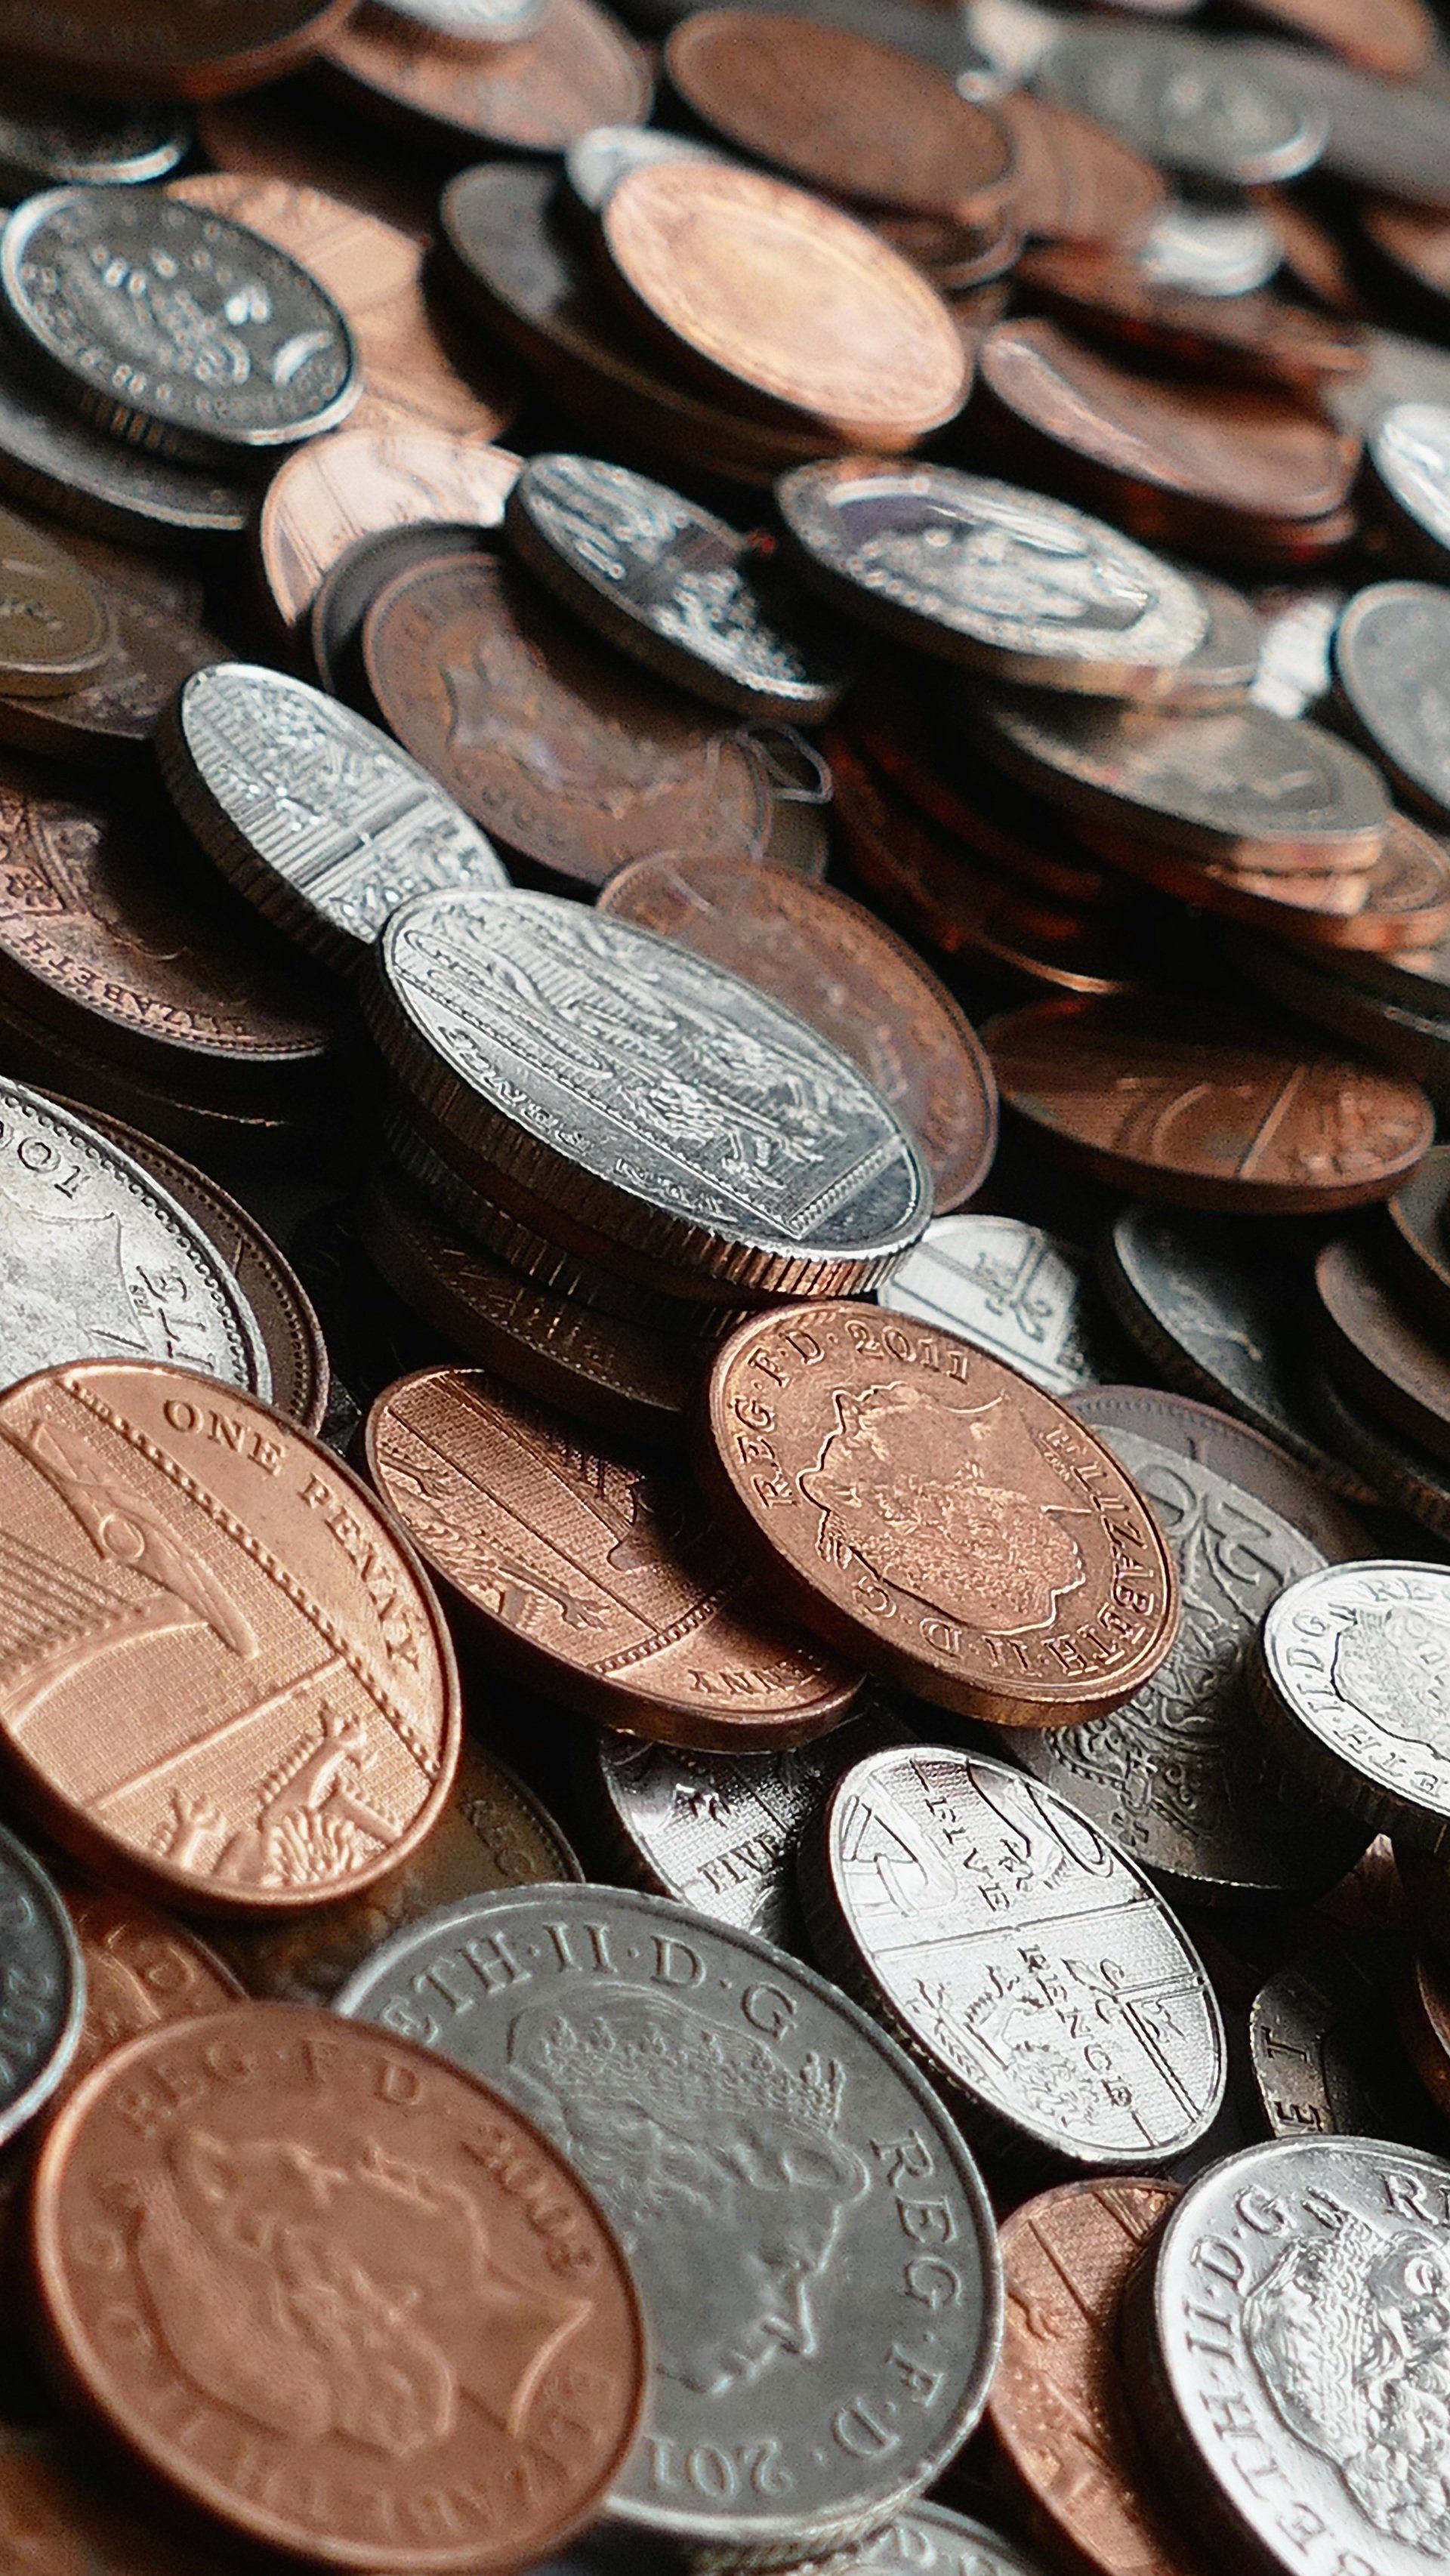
[375,0,545,38]
[1135,199,1280,298]
[2,187,359,464]
[826,2504,1054,2576]
[337,1883,1002,2559]
[1368,404,1450,578]
[0,1822,83,2149]
[1069,1384,1371,1565]
[776,461,1207,696]
[1257,1559,1450,1856]
[1333,581,1450,825]
[1122,2135,1450,2576]
[1247,584,1341,720]
[158,665,508,971]
[1037,28,1327,186]
[878,1214,1114,1396]
[804,1745,1226,2170]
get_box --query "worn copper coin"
[1251,1935,1424,2139]
[361,550,770,890]
[0,1823,82,2152]
[1399,1946,1450,2121]
[1256,1559,1450,1853]
[1038,26,1327,184]
[699,1300,1178,1726]
[1018,246,1366,389]
[600,160,967,449]
[1361,199,1450,329]
[1069,1385,1371,1564]
[0,577,224,764]
[597,852,997,1211]
[664,12,1013,220]
[987,997,1432,1211]
[1334,582,1450,827]
[2,188,359,464]
[989,2179,1195,2576]
[1313,1233,1450,1464]
[259,430,521,635]
[309,520,485,702]
[211,1736,581,2005]
[322,0,652,149]
[32,2003,646,2570]
[996,88,1165,245]
[366,1366,862,1747]
[0,0,356,97]
[806,1745,1225,2165]
[0,1360,461,1914]
[58,1878,242,2099]
[853,683,1120,904]
[879,1216,1116,1396]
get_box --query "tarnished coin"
[159,663,508,970]
[366,890,932,1301]
[806,1746,1225,2167]
[1366,403,1450,577]
[1018,247,1366,390]
[878,1215,1115,1396]
[1257,1559,1450,1854]
[0,329,248,548]
[0,0,358,98]
[338,1882,1002,2558]
[1004,1424,1366,1902]
[1244,41,1450,208]
[699,1300,1178,1726]
[1038,27,1326,184]
[1069,1385,1371,1565]
[595,1704,904,1948]
[309,520,486,702]
[57,1877,242,2099]
[1121,2136,1450,2576]
[1314,1232,1450,1464]
[600,159,967,449]
[1249,1936,1423,2138]
[775,462,1206,696]
[995,88,1165,246]
[0,576,224,763]
[258,428,520,634]
[0,1824,82,2151]
[1334,582,1450,826]
[663,12,1013,220]
[507,453,843,720]
[974,690,1389,872]
[32,2004,646,2571]
[0,506,107,699]
[1,187,359,464]
[987,998,1432,1212]
[366,1366,863,1748]
[596,852,997,1211]
[322,0,652,150]
[0,1359,461,1913]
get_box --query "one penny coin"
[0,0,356,97]
[258,426,521,632]
[0,506,108,699]
[57,1878,242,2096]
[597,852,998,1211]
[0,1360,461,1914]
[995,88,1166,244]
[322,0,652,150]
[1018,246,1366,389]
[600,159,967,448]
[366,1366,863,1748]
[1313,1233,1450,1464]
[664,12,1013,221]
[32,2004,646,2569]
[988,995,1433,1211]
[699,1300,1179,1726]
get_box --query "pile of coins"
[5,5,1450,2576]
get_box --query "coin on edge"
[0,1823,82,2151]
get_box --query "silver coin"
[775,462,1207,696]
[806,1745,1226,2169]
[1334,582,1450,825]
[1005,1427,1366,1903]
[0,1821,82,2149]
[506,454,844,721]
[1124,2134,1450,2576]
[0,1079,264,1397]
[878,1214,1112,1396]
[1242,41,1450,209]
[336,1883,1002,2557]
[366,890,933,1302]
[825,2503,1053,2576]
[565,122,725,214]
[0,100,190,191]
[1258,1559,1450,1855]
[1368,404,1450,576]
[1248,1936,1429,2142]
[158,665,508,970]
[1135,199,1281,298]
[0,325,247,545]
[1248,584,1341,720]
[1037,29,1327,186]
[1327,325,1450,440]
[376,0,545,38]
[2,187,359,464]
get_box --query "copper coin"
[1271,812,1450,953]
[0,577,225,766]
[853,686,1119,906]
[366,1365,862,1748]
[361,549,768,888]
[0,760,336,1106]
[996,88,1165,245]
[597,852,998,1211]
[0,507,109,701]
[988,2180,1198,2576]
[362,1171,695,1442]
[1236,0,1433,76]
[322,0,652,150]
[1399,1948,1450,2120]
[975,316,1360,529]
[170,172,517,455]
[1079,812,1449,952]
[986,995,1434,1212]
[697,1299,1180,1726]
[871,207,1022,293]
[259,427,520,634]
[0,969,310,1160]
[31,2004,646,2569]
[664,11,1013,221]
[310,520,484,702]
[0,1360,461,1917]
[1019,246,1365,388]
[0,0,356,97]
[60,1880,242,2099]
[211,1736,581,2005]
[600,159,967,449]
[1314,1232,1450,1464]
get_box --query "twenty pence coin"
[31,2003,646,2570]
[697,1300,1179,1726]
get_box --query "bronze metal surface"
[997,88,1166,244]
[1314,1232,1450,1464]
[258,428,520,632]
[1019,246,1366,387]
[322,0,652,149]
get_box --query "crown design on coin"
[532,2008,846,2136]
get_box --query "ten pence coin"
[258,427,521,631]
[663,13,1014,220]
[1334,582,1450,825]
[30,2003,646,2570]
[804,1745,1226,2166]
[599,160,967,449]
[596,852,998,1211]
[697,1300,1179,1726]
[1257,1559,1450,1853]
[321,0,652,150]
[1249,1936,1425,2140]
[365,1367,864,1749]
[0,1360,461,1914]
[0,507,107,699]
[985,997,1433,1212]
[0,1824,83,2151]
[336,1882,1003,2558]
